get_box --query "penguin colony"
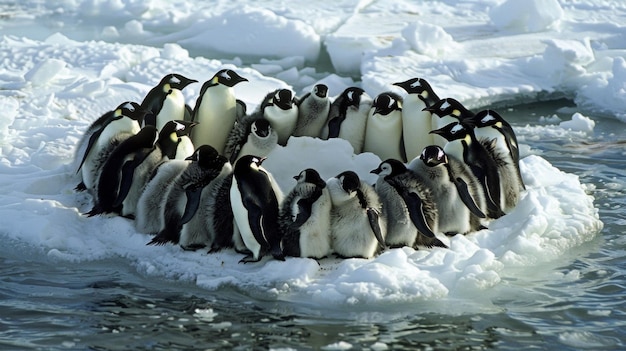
[74,70,525,263]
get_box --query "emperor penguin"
[147,145,226,247]
[230,155,285,263]
[224,117,278,164]
[117,120,197,219]
[191,69,248,154]
[85,125,159,217]
[371,159,447,249]
[293,84,331,138]
[408,145,487,235]
[327,171,386,259]
[363,92,406,161]
[425,98,475,148]
[279,168,332,259]
[393,78,441,161]
[431,122,506,219]
[472,110,525,210]
[260,89,298,146]
[75,101,148,193]
[141,73,197,130]
[321,87,372,153]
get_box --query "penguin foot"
[147,235,169,246]
[478,225,488,231]
[181,243,206,251]
[238,254,262,264]
[83,206,103,217]
[444,231,459,237]
[75,182,87,192]
[122,214,136,220]
[429,238,449,249]
[207,246,223,254]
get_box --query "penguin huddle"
[74,70,525,263]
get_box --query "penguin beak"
[429,128,444,135]
[370,167,382,175]
[257,156,267,165]
[422,106,436,112]
[293,175,299,181]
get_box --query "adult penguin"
[141,73,197,130]
[425,98,475,148]
[371,159,447,249]
[230,155,285,263]
[363,91,405,161]
[191,69,248,154]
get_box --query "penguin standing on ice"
[327,171,386,259]
[279,168,332,259]
[371,159,447,249]
[425,98,475,148]
[230,155,285,263]
[393,77,441,161]
[408,145,487,235]
[363,92,406,161]
[141,73,197,130]
[75,101,148,193]
[260,89,299,146]
[472,109,525,211]
[223,117,278,164]
[191,69,248,154]
[293,84,331,138]
[321,87,372,153]
[431,122,506,219]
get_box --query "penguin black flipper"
[452,176,486,219]
[180,186,202,225]
[113,148,154,208]
[76,122,107,173]
[143,113,156,128]
[366,208,386,249]
[292,186,322,227]
[482,173,506,219]
[403,191,437,239]
[327,116,344,139]
[502,125,526,190]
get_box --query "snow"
[0,0,609,308]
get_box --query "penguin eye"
[251,123,257,133]
[346,90,354,101]
[174,121,185,131]
[440,101,450,111]
[437,148,445,159]
[220,71,231,80]
[451,124,464,134]
[122,102,135,112]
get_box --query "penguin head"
[186,144,221,168]
[271,89,295,110]
[294,168,326,188]
[161,73,198,91]
[473,109,505,129]
[251,118,272,138]
[115,101,150,123]
[372,92,402,116]
[136,125,159,148]
[313,84,329,99]
[420,145,448,167]
[336,170,360,194]
[423,98,473,121]
[211,69,248,87]
[339,87,366,110]
[430,122,471,142]
[371,159,406,179]
[234,154,267,174]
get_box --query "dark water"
[1,99,624,350]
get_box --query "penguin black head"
[420,145,448,167]
[371,159,407,179]
[135,125,159,148]
[473,109,506,129]
[234,154,266,173]
[115,101,150,123]
[186,145,221,169]
[160,120,197,138]
[271,89,295,110]
[211,69,248,87]
[160,73,198,91]
[294,168,326,188]
[423,98,474,121]
[372,92,402,116]
[430,122,470,142]
[313,84,329,98]
[336,170,360,194]
[393,78,440,106]
[251,118,272,138]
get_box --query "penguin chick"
[363,91,406,161]
[293,84,331,138]
[322,87,372,153]
[327,171,386,259]
[260,89,298,146]
[230,155,285,263]
[224,117,278,164]
[279,168,332,259]
[141,73,197,130]
[372,159,447,249]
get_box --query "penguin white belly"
[363,112,403,161]
[432,115,458,148]
[192,86,236,154]
[156,90,185,131]
[402,98,433,160]
[435,180,472,235]
[337,110,368,154]
[236,134,277,163]
[265,107,298,145]
[230,178,262,259]
[297,190,332,258]
[175,136,195,160]
[331,207,379,258]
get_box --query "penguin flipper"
[483,174,506,219]
[143,113,156,127]
[293,197,314,227]
[75,182,87,192]
[452,177,486,219]
[402,191,436,239]
[327,116,343,139]
[113,149,153,207]
[366,208,386,249]
[76,124,106,173]
[180,186,202,225]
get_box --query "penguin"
[472,109,525,206]
[141,73,197,130]
[321,87,372,153]
[424,98,475,148]
[260,89,299,146]
[363,92,406,161]
[191,69,248,154]
[371,159,447,249]
[431,122,506,219]
[116,120,197,218]
[85,125,159,217]
[235,99,247,124]
[279,168,332,259]
[223,117,278,164]
[293,84,331,138]
[147,145,227,247]
[134,159,189,234]
[75,101,147,192]
[230,155,285,263]
[393,78,441,161]
[327,170,386,259]
[408,145,487,235]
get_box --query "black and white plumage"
[321,87,372,153]
[75,101,147,193]
[147,145,227,247]
[408,145,487,235]
[293,84,331,138]
[363,91,406,162]
[259,89,298,146]
[371,159,447,249]
[425,98,475,148]
[230,155,285,263]
[191,69,248,154]
[224,117,277,164]
[279,168,332,259]
[431,122,506,219]
[141,73,197,130]
[393,78,441,161]
[327,170,386,259]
